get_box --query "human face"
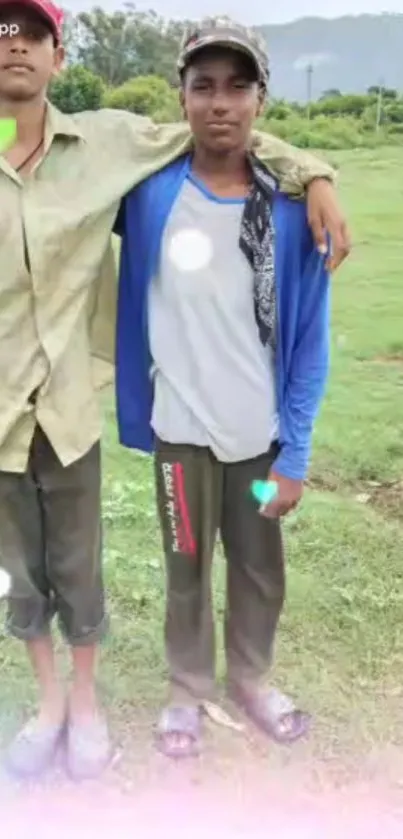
[0,3,63,101]
[181,47,264,155]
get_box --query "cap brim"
[180,36,262,81]
[0,0,59,38]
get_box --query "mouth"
[3,63,34,72]
[207,123,236,130]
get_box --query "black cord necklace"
[16,138,43,172]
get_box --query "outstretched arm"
[99,110,350,270]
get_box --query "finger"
[264,500,292,518]
[260,501,280,519]
[327,221,351,272]
[309,213,327,253]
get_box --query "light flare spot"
[168,228,213,272]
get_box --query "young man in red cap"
[0,0,349,779]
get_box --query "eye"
[192,80,210,91]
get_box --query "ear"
[179,88,187,120]
[256,87,266,118]
[52,44,65,76]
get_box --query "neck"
[192,145,249,183]
[0,95,46,143]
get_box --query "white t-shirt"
[148,174,278,463]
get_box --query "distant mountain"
[258,14,403,101]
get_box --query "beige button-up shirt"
[0,102,334,472]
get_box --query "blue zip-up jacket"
[115,154,330,481]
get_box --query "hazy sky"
[64,0,403,24]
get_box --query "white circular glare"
[168,228,213,272]
[0,568,11,598]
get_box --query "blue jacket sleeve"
[274,243,330,481]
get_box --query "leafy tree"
[75,7,139,86]
[367,85,397,99]
[74,5,186,87]
[61,10,81,65]
[49,65,104,112]
[125,9,185,85]
[320,89,342,99]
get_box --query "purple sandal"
[229,685,311,744]
[155,705,202,759]
[4,717,65,779]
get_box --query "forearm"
[274,364,328,481]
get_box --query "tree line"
[50,6,403,149]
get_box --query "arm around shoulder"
[93,109,193,171]
[252,130,336,196]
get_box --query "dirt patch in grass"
[372,352,403,365]
[370,480,403,521]
[307,475,340,493]
[308,475,403,522]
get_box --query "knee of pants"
[6,591,54,640]
[53,570,107,644]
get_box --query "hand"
[260,471,304,518]
[306,178,351,272]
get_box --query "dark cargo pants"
[154,439,285,703]
[0,426,106,645]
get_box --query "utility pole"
[375,78,383,132]
[306,63,313,119]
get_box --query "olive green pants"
[154,439,285,703]
[0,426,106,646]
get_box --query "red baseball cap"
[0,0,64,41]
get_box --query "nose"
[10,42,29,54]
[211,90,230,116]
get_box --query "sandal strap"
[260,688,296,724]
[158,705,201,739]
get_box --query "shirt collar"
[44,100,85,149]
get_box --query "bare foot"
[5,690,66,778]
[36,687,66,728]
[66,686,110,781]
[69,684,101,724]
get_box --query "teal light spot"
[0,118,17,153]
[251,479,278,505]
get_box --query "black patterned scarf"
[239,155,277,351]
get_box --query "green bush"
[262,112,396,150]
[387,123,403,134]
[310,93,372,118]
[49,65,104,113]
[49,65,104,114]
[103,75,180,119]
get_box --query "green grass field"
[1,146,403,796]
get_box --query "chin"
[205,137,240,154]
[1,83,38,101]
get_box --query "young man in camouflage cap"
[115,16,333,758]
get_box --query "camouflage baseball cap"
[177,16,269,87]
